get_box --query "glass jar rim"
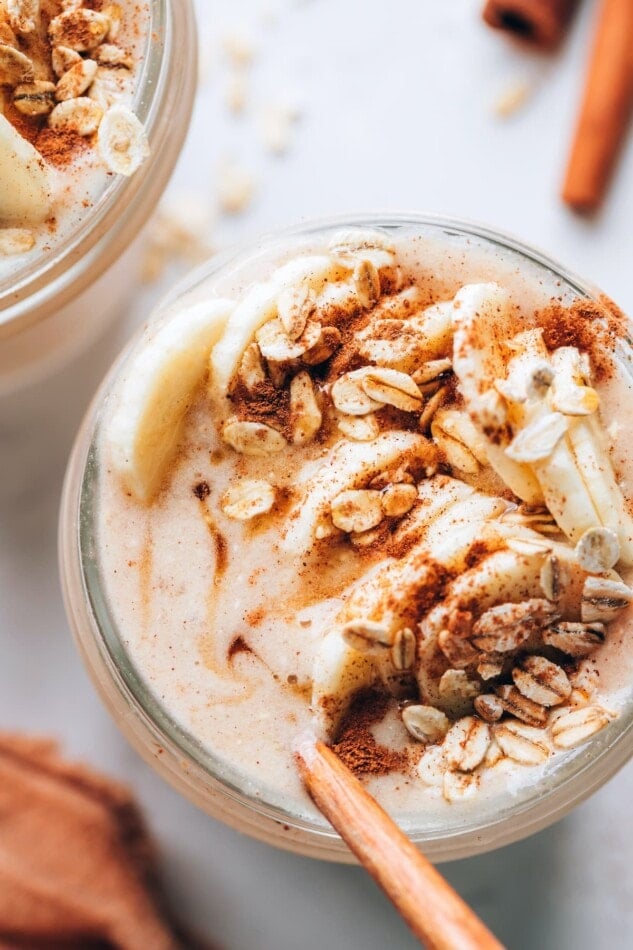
[0,0,195,337]
[61,212,633,861]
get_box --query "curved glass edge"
[62,213,633,859]
[1,0,197,331]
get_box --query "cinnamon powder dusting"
[227,636,254,663]
[36,128,90,167]
[332,690,409,777]
[539,297,627,381]
[229,378,291,437]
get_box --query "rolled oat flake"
[98,104,150,176]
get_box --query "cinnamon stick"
[296,738,505,950]
[562,0,633,212]
[482,0,580,48]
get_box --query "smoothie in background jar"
[60,217,633,861]
[0,0,196,393]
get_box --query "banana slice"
[0,114,51,224]
[422,493,509,562]
[281,431,436,553]
[338,490,508,636]
[425,527,589,637]
[500,339,633,560]
[108,298,235,502]
[501,338,600,541]
[499,328,552,408]
[451,283,544,503]
[452,283,511,407]
[566,415,633,564]
[479,440,544,504]
[313,489,508,734]
[549,347,599,416]
[392,476,475,549]
[408,300,455,360]
[484,334,633,562]
[531,432,601,543]
[490,330,609,547]
[417,530,593,706]
[421,548,546,646]
[311,629,378,737]
[210,255,344,396]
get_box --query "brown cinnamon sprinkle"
[51,8,101,49]
[244,606,265,627]
[376,405,422,435]
[2,98,44,146]
[410,561,453,613]
[464,539,501,569]
[36,128,90,166]
[192,480,210,500]
[229,377,291,434]
[538,296,627,381]
[227,635,254,663]
[332,689,409,777]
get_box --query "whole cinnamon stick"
[562,0,633,212]
[483,0,580,48]
[296,738,505,950]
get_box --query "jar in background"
[0,0,197,395]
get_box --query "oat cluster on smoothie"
[0,0,149,255]
[101,226,633,808]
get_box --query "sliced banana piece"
[281,432,435,553]
[314,487,507,732]
[0,113,51,224]
[210,255,343,396]
[479,440,544,504]
[451,283,544,503]
[325,491,507,716]
[407,300,455,360]
[499,338,633,563]
[424,549,549,644]
[549,347,599,416]
[108,299,235,502]
[503,340,608,547]
[311,629,377,737]
[421,493,509,562]
[391,476,475,549]
[530,427,600,538]
[566,414,633,565]
[452,283,512,411]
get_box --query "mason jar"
[59,214,633,862]
[0,0,197,395]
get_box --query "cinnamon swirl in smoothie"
[96,225,633,817]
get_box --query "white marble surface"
[2,0,633,947]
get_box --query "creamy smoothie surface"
[0,0,149,274]
[97,226,633,821]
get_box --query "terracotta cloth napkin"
[0,734,210,949]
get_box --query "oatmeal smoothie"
[0,0,149,266]
[95,224,633,824]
